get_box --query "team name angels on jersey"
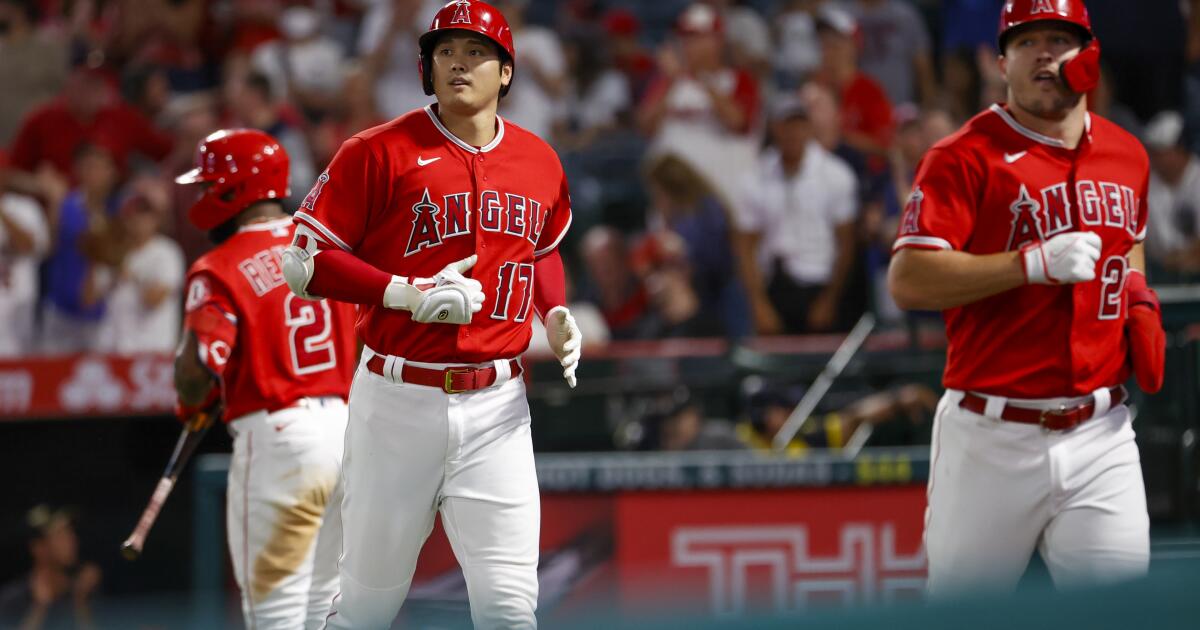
[404,187,549,257]
[900,177,1142,253]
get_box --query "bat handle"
[121,477,176,560]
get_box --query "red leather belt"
[365,355,521,394]
[958,385,1127,431]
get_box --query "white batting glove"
[383,255,485,324]
[1021,232,1102,285]
[545,306,582,388]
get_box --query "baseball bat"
[772,312,877,452]
[121,406,219,561]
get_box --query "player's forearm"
[306,248,393,305]
[888,247,1025,311]
[533,249,567,318]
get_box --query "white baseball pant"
[924,388,1149,598]
[322,349,539,630]
[227,397,347,629]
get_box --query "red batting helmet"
[418,0,515,97]
[998,0,1100,93]
[175,129,290,230]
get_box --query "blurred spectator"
[495,0,569,142]
[0,0,68,146]
[601,8,655,104]
[528,274,610,356]
[618,388,744,451]
[95,179,184,354]
[941,0,1003,58]
[702,0,771,78]
[773,0,821,89]
[39,143,123,355]
[812,5,893,163]
[224,68,315,210]
[845,0,936,107]
[735,376,936,453]
[638,3,761,212]
[1143,111,1200,274]
[0,505,101,630]
[0,152,50,357]
[641,153,750,338]
[159,91,222,263]
[251,3,348,123]
[732,96,858,335]
[1090,63,1143,137]
[6,65,173,198]
[311,62,387,168]
[119,62,172,123]
[938,48,982,124]
[358,0,444,120]
[579,225,651,339]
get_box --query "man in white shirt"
[357,0,446,120]
[0,178,50,357]
[1143,110,1200,275]
[733,95,859,335]
[251,4,347,121]
[96,187,184,355]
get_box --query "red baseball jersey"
[184,218,358,421]
[294,105,572,363]
[893,105,1149,398]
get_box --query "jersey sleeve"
[534,170,573,258]
[293,137,383,252]
[182,271,239,378]
[892,146,979,253]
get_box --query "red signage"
[0,354,175,419]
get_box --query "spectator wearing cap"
[602,9,656,104]
[732,95,859,335]
[95,178,184,355]
[6,66,173,199]
[495,0,570,142]
[38,142,124,355]
[638,3,761,213]
[812,5,894,165]
[0,149,51,357]
[0,505,101,629]
[845,0,937,108]
[0,0,68,146]
[250,3,347,124]
[1143,111,1200,275]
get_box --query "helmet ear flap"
[420,54,435,96]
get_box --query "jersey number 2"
[490,262,534,322]
[284,294,338,375]
[1098,255,1128,320]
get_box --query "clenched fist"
[1021,232,1102,285]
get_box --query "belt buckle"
[443,367,472,394]
[1038,403,1073,432]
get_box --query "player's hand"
[1021,232,1102,285]
[409,256,485,324]
[545,306,582,388]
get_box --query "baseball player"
[888,0,1166,596]
[173,129,358,628]
[279,1,581,628]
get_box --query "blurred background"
[0,0,1198,627]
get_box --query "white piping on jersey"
[294,211,352,252]
[236,217,293,233]
[892,235,952,251]
[423,104,506,154]
[533,211,572,258]
[1135,224,1147,242]
[988,104,1092,149]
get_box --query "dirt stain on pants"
[252,481,330,600]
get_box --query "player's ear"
[997,52,1008,81]
[500,60,513,89]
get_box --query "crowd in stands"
[0,0,1195,360]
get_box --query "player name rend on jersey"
[404,188,549,257]
[1004,180,1140,251]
